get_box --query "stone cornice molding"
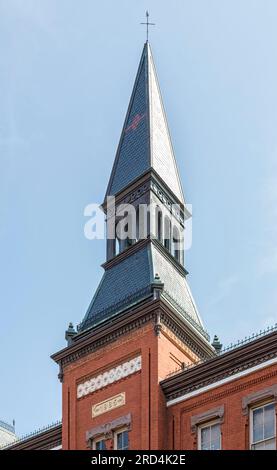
[102,170,185,215]
[51,298,213,381]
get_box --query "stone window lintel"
[191,405,224,433]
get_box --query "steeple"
[50,40,215,453]
[78,42,209,346]
[105,42,184,205]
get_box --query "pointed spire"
[77,45,211,343]
[105,42,185,204]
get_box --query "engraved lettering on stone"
[92,393,126,417]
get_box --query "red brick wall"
[167,363,277,450]
[61,316,277,450]
[62,323,159,450]
[155,329,203,449]
[61,319,204,450]
[157,329,200,381]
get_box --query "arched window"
[172,225,180,262]
[107,237,116,260]
[116,211,137,253]
[123,222,134,251]
[115,235,120,255]
[164,216,171,252]
[155,206,163,242]
[136,205,148,240]
[136,206,140,241]
[115,220,127,253]
[147,210,151,238]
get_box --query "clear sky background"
[1,0,277,437]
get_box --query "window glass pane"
[200,424,221,450]
[253,407,263,443]
[95,440,106,450]
[264,403,275,440]
[117,431,129,450]
[253,438,276,450]
[252,441,265,450]
[201,426,210,450]
[264,438,276,450]
[210,424,221,450]
[117,432,123,449]
[123,431,129,449]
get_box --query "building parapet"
[0,420,15,435]
[0,420,61,450]
[161,326,277,402]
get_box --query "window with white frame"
[250,402,276,450]
[114,429,129,450]
[198,422,221,450]
[93,437,106,450]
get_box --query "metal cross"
[140,11,155,42]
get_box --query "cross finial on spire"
[140,11,155,42]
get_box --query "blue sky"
[1,0,277,436]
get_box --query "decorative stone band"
[77,355,142,399]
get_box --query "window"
[164,216,171,251]
[198,422,221,450]
[114,429,129,450]
[126,236,133,248]
[250,402,276,450]
[136,206,140,241]
[115,237,120,255]
[86,414,131,450]
[155,206,163,242]
[93,438,106,450]
[172,225,180,262]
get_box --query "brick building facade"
[3,41,277,451]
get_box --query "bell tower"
[52,42,215,451]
